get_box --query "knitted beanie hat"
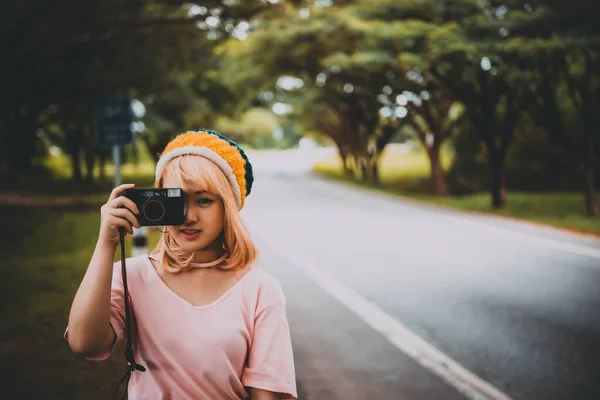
[155,129,254,210]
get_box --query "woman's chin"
[179,242,205,253]
[172,237,203,251]
[173,234,219,253]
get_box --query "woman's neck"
[191,242,226,264]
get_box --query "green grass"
[315,145,454,186]
[3,138,157,200]
[43,137,156,180]
[5,164,157,210]
[0,206,163,399]
[313,149,600,236]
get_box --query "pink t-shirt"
[64,254,297,399]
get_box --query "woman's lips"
[181,230,201,240]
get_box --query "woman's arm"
[249,388,283,400]
[67,239,119,356]
[66,184,140,356]
[242,287,297,399]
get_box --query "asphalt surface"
[242,149,600,400]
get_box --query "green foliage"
[0,0,269,181]
[448,113,600,194]
[215,108,284,149]
[2,0,599,213]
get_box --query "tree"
[422,1,543,208]
[492,0,600,215]
[220,2,420,182]
[140,70,239,162]
[355,0,476,196]
[0,0,266,183]
[216,108,281,149]
[507,38,600,216]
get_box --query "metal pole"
[112,145,121,187]
[114,143,148,255]
[132,227,148,257]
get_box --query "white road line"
[259,236,512,400]
[458,220,600,260]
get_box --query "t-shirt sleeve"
[63,261,128,361]
[242,277,297,399]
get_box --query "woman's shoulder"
[241,266,286,309]
[112,254,153,278]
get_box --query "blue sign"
[93,96,135,148]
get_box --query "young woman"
[64,130,297,399]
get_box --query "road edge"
[311,171,600,243]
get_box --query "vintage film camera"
[120,188,185,226]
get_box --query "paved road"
[242,149,600,400]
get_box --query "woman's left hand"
[248,388,283,400]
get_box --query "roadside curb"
[312,171,600,243]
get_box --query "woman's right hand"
[98,183,142,245]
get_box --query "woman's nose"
[183,204,198,225]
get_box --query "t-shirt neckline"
[143,255,255,310]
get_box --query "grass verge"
[0,206,161,399]
[1,169,157,210]
[313,151,600,237]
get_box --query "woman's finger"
[108,196,140,215]
[110,208,141,230]
[108,183,136,202]
[115,218,134,235]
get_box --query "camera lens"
[143,200,165,222]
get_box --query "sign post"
[93,96,148,254]
[112,147,120,186]
[93,96,135,187]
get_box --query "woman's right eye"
[197,198,213,205]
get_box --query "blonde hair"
[150,154,258,273]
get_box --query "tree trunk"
[334,142,352,177]
[581,140,599,216]
[349,155,358,179]
[84,144,95,183]
[360,158,369,182]
[582,165,599,217]
[342,154,352,177]
[354,155,369,182]
[428,145,449,196]
[4,114,37,183]
[371,162,379,184]
[366,154,380,184]
[64,126,84,182]
[342,150,356,177]
[489,149,507,209]
[578,54,598,216]
[69,147,82,182]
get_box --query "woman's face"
[162,172,225,254]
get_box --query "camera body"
[120,188,185,226]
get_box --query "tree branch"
[441,110,465,141]
[561,53,583,116]
[408,113,430,154]
[376,122,400,153]
[501,87,523,155]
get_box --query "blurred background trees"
[0,0,598,215]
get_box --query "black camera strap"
[114,228,146,400]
